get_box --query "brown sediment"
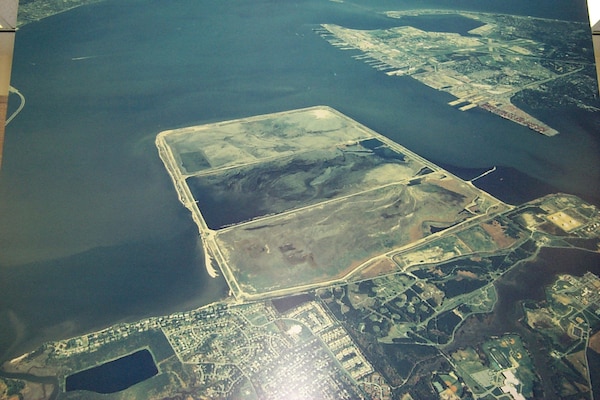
[481,220,518,249]
[356,258,399,280]
[589,330,600,354]
[456,270,478,279]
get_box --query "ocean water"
[0,0,598,361]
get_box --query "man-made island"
[156,106,510,300]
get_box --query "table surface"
[0,0,18,31]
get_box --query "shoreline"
[16,0,104,28]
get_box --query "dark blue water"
[0,0,598,362]
[65,349,157,393]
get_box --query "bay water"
[0,0,598,361]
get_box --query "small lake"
[65,349,157,394]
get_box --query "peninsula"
[316,10,599,136]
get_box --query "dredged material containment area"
[156,106,510,300]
